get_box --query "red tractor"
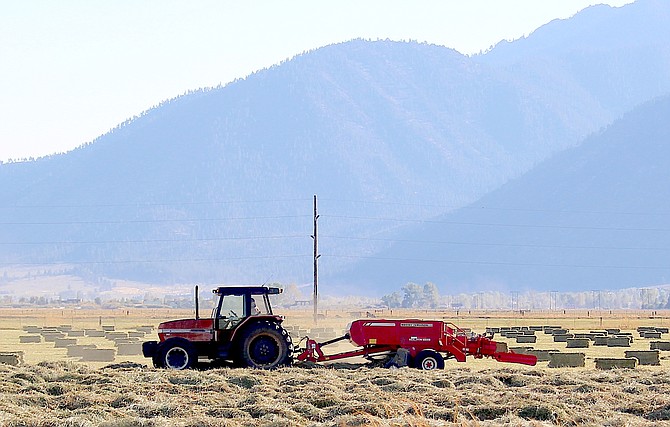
[142,286,293,369]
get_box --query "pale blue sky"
[0,0,633,161]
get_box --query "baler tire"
[414,349,445,370]
[238,322,292,369]
[158,338,197,370]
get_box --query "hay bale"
[553,334,574,343]
[66,330,85,337]
[656,327,669,334]
[509,347,532,354]
[566,338,590,348]
[527,349,555,362]
[607,337,631,347]
[650,341,670,351]
[595,358,637,370]
[574,333,595,341]
[503,331,520,338]
[529,326,543,331]
[594,336,609,346]
[67,345,97,357]
[516,335,537,344]
[495,342,508,353]
[624,350,660,366]
[521,330,536,336]
[642,331,662,339]
[41,332,65,342]
[116,343,142,356]
[79,348,116,362]
[128,331,146,338]
[136,326,153,333]
[85,330,105,337]
[54,338,77,348]
[22,326,40,333]
[551,329,569,335]
[102,325,115,331]
[0,352,24,366]
[19,335,41,343]
[105,332,128,340]
[548,352,585,368]
[606,328,620,335]
[57,325,72,332]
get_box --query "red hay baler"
[297,319,536,369]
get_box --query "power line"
[321,235,670,252]
[324,254,670,271]
[0,235,307,246]
[0,254,312,267]
[0,198,312,209]
[323,214,670,232]
[0,215,311,226]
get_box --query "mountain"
[1,0,670,297]
[338,95,670,293]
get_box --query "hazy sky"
[0,0,634,162]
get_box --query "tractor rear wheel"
[158,338,197,370]
[414,349,445,370]
[238,322,292,369]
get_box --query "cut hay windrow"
[0,361,668,426]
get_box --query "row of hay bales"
[490,324,668,349]
[16,324,153,364]
[491,324,668,370]
[510,346,661,369]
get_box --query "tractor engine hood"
[157,318,214,342]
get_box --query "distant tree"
[422,282,440,308]
[402,283,424,308]
[381,291,402,308]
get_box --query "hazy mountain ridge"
[1,1,670,295]
[339,95,670,293]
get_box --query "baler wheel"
[158,338,197,370]
[239,322,292,369]
[414,349,445,370]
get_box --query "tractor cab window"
[219,295,244,319]
[250,296,271,316]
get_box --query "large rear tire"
[238,322,292,369]
[158,338,197,370]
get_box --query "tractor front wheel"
[414,349,445,370]
[239,322,291,369]
[158,338,197,370]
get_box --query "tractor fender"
[229,315,284,343]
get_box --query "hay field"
[0,308,669,426]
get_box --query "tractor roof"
[212,285,282,296]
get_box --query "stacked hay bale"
[548,352,585,368]
[595,358,637,370]
[566,338,590,348]
[650,341,670,351]
[0,352,24,366]
[625,350,661,366]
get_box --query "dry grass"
[0,308,670,425]
[0,361,669,426]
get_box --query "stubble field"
[0,308,669,426]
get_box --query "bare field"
[0,308,670,426]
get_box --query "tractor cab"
[211,286,281,330]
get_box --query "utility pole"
[312,195,320,324]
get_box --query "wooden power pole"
[312,195,320,324]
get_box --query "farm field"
[0,308,669,426]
